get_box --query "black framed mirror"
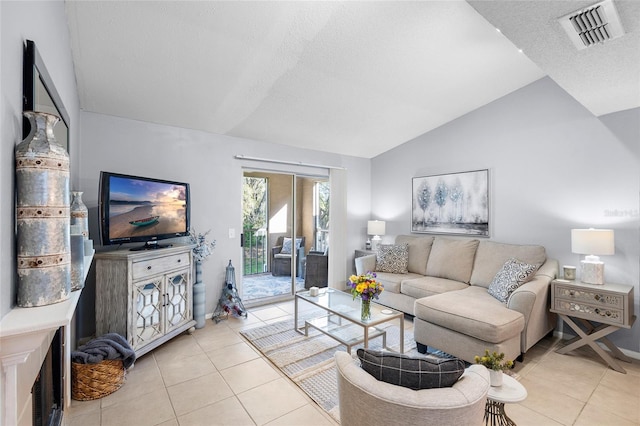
[23,39,70,154]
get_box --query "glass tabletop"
[296,289,401,326]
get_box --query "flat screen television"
[99,171,190,250]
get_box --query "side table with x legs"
[551,279,635,373]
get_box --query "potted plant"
[474,349,513,387]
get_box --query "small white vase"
[489,369,503,387]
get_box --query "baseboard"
[554,330,640,361]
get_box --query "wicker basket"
[72,359,125,401]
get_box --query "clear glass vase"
[361,299,371,321]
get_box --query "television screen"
[99,171,190,249]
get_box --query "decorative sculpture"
[213,260,247,323]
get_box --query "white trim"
[328,168,347,290]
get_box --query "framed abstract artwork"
[411,169,489,237]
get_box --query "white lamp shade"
[571,229,615,255]
[367,220,386,236]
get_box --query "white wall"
[76,112,371,337]
[0,0,80,318]
[371,77,640,353]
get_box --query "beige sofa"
[355,235,558,363]
[335,351,490,426]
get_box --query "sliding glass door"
[241,170,329,304]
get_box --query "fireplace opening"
[32,327,63,426]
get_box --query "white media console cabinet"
[95,244,196,357]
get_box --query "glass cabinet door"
[165,271,190,332]
[133,278,163,350]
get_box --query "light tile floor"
[66,300,640,426]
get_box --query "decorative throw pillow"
[356,349,466,390]
[280,237,293,254]
[375,244,409,274]
[488,257,539,303]
[280,237,301,255]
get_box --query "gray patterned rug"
[242,273,306,301]
[240,318,417,423]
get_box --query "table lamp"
[367,220,386,252]
[571,228,614,285]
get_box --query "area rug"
[240,318,418,423]
[242,273,306,301]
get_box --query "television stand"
[95,245,196,357]
[130,241,173,251]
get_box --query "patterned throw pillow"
[280,238,293,254]
[488,257,539,303]
[375,244,409,274]
[356,349,465,390]
[280,237,301,254]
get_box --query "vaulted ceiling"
[66,1,640,158]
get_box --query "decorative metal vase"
[193,260,205,329]
[361,299,371,321]
[70,191,89,239]
[16,111,70,307]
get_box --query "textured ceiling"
[65,1,639,159]
[469,0,640,117]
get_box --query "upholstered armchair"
[271,236,305,276]
[304,250,328,289]
[335,351,489,426]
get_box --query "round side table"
[484,373,527,426]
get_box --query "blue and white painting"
[411,169,489,236]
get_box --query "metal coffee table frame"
[295,289,404,354]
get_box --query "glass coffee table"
[295,288,404,354]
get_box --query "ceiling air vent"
[559,0,625,50]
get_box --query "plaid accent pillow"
[488,257,538,303]
[356,349,465,390]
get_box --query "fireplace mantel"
[0,254,93,426]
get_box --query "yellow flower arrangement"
[347,272,384,301]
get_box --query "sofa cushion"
[401,276,468,300]
[414,287,524,343]
[376,244,409,274]
[470,241,546,288]
[374,272,425,294]
[488,258,539,303]
[395,235,434,275]
[356,349,465,390]
[426,238,479,283]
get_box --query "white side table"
[484,373,527,426]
